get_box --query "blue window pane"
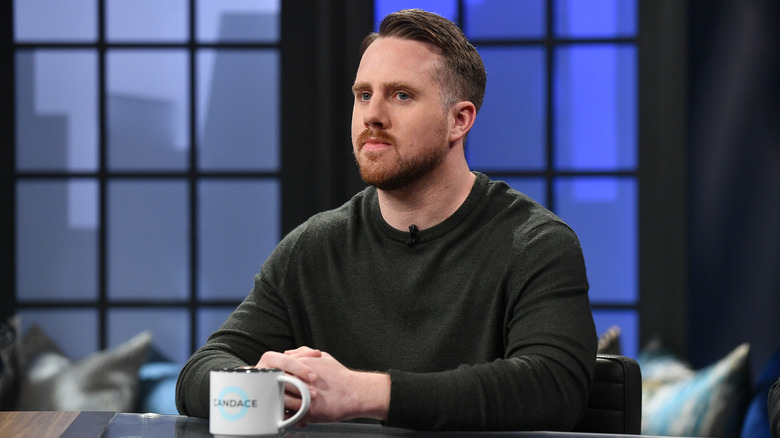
[197,0,280,43]
[109,309,190,364]
[198,180,280,300]
[107,50,190,171]
[554,177,637,304]
[498,177,547,208]
[555,0,636,38]
[375,0,458,28]
[197,50,279,171]
[17,180,98,301]
[16,50,98,172]
[108,181,189,301]
[14,0,97,42]
[593,309,638,359]
[107,0,188,42]
[467,47,545,171]
[18,309,98,360]
[555,44,636,171]
[465,0,545,40]
[197,308,235,349]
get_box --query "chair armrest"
[573,354,642,434]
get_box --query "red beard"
[354,128,447,191]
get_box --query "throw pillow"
[639,339,751,438]
[16,326,152,412]
[740,348,780,438]
[137,361,182,414]
[597,325,622,355]
[0,316,21,410]
[17,323,64,369]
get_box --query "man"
[770,378,780,438]
[176,9,596,431]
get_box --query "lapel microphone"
[406,224,419,246]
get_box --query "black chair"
[573,354,642,434]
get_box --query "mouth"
[357,130,395,152]
[362,138,392,151]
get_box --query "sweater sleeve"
[385,221,597,431]
[175,230,301,418]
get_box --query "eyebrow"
[351,82,370,94]
[351,81,423,96]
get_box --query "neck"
[377,161,476,231]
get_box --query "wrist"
[351,370,390,421]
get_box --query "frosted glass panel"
[108,181,189,301]
[555,0,636,38]
[375,0,457,26]
[198,180,280,300]
[16,50,98,171]
[107,50,190,170]
[109,309,190,364]
[197,50,279,171]
[555,177,637,304]
[467,47,545,170]
[18,309,98,360]
[14,0,97,42]
[465,0,545,39]
[197,308,235,348]
[107,0,188,42]
[12,0,290,371]
[197,0,280,42]
[555,44,637,170]
[17,180,98,301]
[593,309,638,359]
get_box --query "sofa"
[0,317,180,414]
[599,326,779,438]
[2,317,778,438]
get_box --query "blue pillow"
[137,361,182,415]
[740,349,780,438]
[638,340,751,438]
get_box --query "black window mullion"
[1,0,16,322]
[97,0,109,351]
[188,0,199,356]
[545,0,556,211]
[457,0,465,30]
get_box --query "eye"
[396,91,410,101]
[358,92,371,101]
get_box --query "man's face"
[351,37,452,191]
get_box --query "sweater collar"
[368,172,490,245]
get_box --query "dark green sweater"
[176,172,596,431]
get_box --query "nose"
[363,97,389,130]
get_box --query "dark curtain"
[688,0,780,375]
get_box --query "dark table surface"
[101,413,673,438]
[0,411,681,438]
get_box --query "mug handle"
[277,375,311,429]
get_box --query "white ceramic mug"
[210,367,311,436]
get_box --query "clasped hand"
[256,346,390,425]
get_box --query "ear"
[449,101,477,144]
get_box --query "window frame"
[1,0,688,358]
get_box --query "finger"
[256,351,318,383]
[283,392,314,417]
[284,382,317,399]
[255,351,285,369]
[284,346,322,358]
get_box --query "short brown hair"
[361,9,487,113]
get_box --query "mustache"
[356,129,397,148]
